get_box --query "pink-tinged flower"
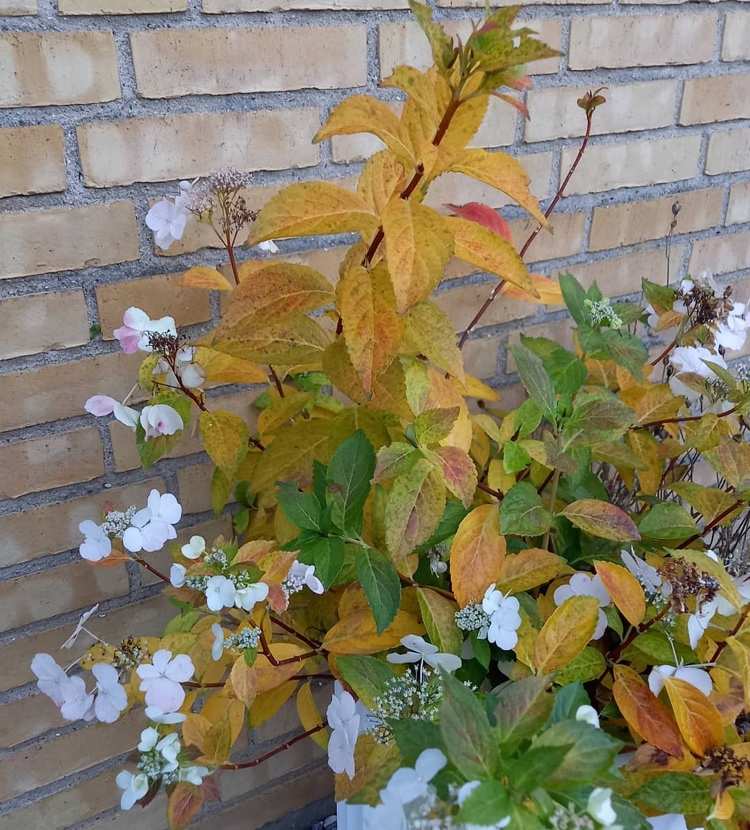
[78,519,112,562]
[122,490,182,554]
[113,307,177,354]
[84,395,139,430]
[136,649,194,712]
[145,181,192,250]
[139,404,184,439]
[92,663,128,723]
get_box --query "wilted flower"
[84,395,139,430]
[61,604,100,649]
[139,404,184,439]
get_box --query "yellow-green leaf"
[497,547,571,594]
[357,150,406,217]
[296,682,328,750]
[402,300,464,380]
[382,199,453,313]
[180,265,234,291]
[534,596,599,674]
[199,410,249,476]
[249,181,377,244]
[561,499,641,542]
[450,503,506,608]
[417,586,462,655]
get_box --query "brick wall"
[1,0,749,827]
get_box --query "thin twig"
[271,614,322,649]
[676,499,745,549]
[133,556,170,583]
[220,723,326,770]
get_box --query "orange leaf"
[449,504,506,607]
[612,665,682,756]
[498,548,571,594]
[254,642,309,693]
[501,274,563,305]
[230,656,257,706]
[180,265,234,291]
[167,783,204,830]
[664,676,724,756]
[323,609,424,655]
[594,561,646,626]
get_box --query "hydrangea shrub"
[31,5,750,829]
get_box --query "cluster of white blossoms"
[327,682,367,779]
[31,652,128,724]
[454,584,522,650]
[78,489,182,560]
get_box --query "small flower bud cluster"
[204,548,230,570]
[660,561,719,613]
[454,602,490,634]
[550,804,596,830]
[184,574,210,592]
[281,571,306,598]
[209,167,253,192]
[584,297,623,329]
[113,636,148,671]
[225,627,261,651]
[102,507,138,538]
[371,669,443,744]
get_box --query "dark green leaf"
[510,343,556,421]
[277,482,322,532]
[440,671,498,779]
[633,773,712,814]
[638,502,698,542]
[457,780,511,825]
[550,683,590,723]
[500,482,552,537]
[298,534,345,588]
[506,745,571,794]
[326,430,376,533]
[504,441,531,474]
[389,719,444,765]
[559,273,588,325]
[355,546,401,633]
[533,720,622,786]
[336,655,394,709]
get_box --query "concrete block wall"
[1,0,749,827]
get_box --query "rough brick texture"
[0,0,749,828]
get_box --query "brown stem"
[362,98,461,269]
[634,404,738,431]
[268,365,285,398]
[167,352,208,413]
[537,467,556,494]
[477,481,503,501]
[185,681,225,688]
[400,575,455,602]
[133,556,170,583]
[458,109,594,350]
[260,631,320,666]
[226,239,240,286]
[649,337,678,368]
[712,603,750,662]
[271,614,322,649]
[676,499,744,549]
[220,723,326,770]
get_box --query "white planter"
[336,801,373,829]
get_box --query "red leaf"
[445,202,512,242]
[167,783,205,830]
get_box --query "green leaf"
[533,720,622,786]
[638,502,698,542]
[510,343,556,421]
[550,683,590,723]
[633,773,712,815]
[440,670,498,779]
[563,389,635,449]
[522,336,587,398]
[500,481,552,537]
[164,609,203,634]
[336,655,394,709]
[389,719,444,765]
[504,441,531,474]
[505,745,571,795]
[554,646,606,686]
[414,407,460,448]
[408,0,455,71]
[457,780,511,826]
[642,278,677,313]
[493,675,553,748]
[559,273,588,325]
[211,466,232,514]
[327,430,376,533]
[355,546,402,633]
[623,627,698,665]
[277,482,322,532]
[298,534,345,588]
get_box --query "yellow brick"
[61,0,184,11]
[0,694,67,748]
[0,0,36,13]
[728,181,750,225]
[0,291,89,360]
[437,0,604,5]
[0,559,127,634]
[0,351,143,432]
[0,125,65,197]
[435,280,536,331]
[0,595,172,692]
[0,708,140,801]
[379,18,560,77]
[97,273,212,339]
[463,335,501,379]
[723,12,750,61]
[425,151,553,208]
[589,188,724,251]
[569,13,716,69]
[705,126,750,174]
[0,428,104,499]
[0,32,119,107]
[132,27,366,98]
[512,211,586,263]
[0,479,161,568]
[560,135,701,195]
[681,73,750,125]
[78,109,320,187]
[689,230,750,276]
[0,202,139,279]
[177,461,214,515]
[205,0,404,8]
[525,80,678,142]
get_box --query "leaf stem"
[132,556,170,583]
[676,499,745,549]
[220,723,326,770]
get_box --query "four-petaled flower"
[234,581,269,612]
[553,573,611,640]
[482,585,522,650]
[92,663,128,723]
[78,520,112,562]
[136,649,194,713]
[181,535,206,559]
[327,682,360,780]
[145,181,192,250]
[387,634,461,673]
[123,490,182,554]
[205,575,237,612]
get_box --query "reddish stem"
[271,615,322,649]
[635,404,738,431]
[133,556,170,583]
[220,723,326,770]
[477,481,503,501]
[609,604,670,662]
[676,499,744,549]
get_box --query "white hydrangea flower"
[78,520,112,562]
[92,663,128,723]
[114,306,177,354]
[257,240,279,253]
[211,623,225,662]
[139,404,184,439]
[84,395,139,430]
[687,597,719,650]
[647,816,688,830]
[59,674,96,721]
[145,181,193,250]
[234,581,269,613]
[116,770,150,810]
[668,346,727,401]
[181,535,206,560]
[327,682,360,779]
[648,664,713,697]
[205,575,237,612]
[123,490,182,554]
[576,704,600,728]
[145,705,187,725]
[482,585,522,650]
[554,573,611,640]
[588,788,617,826]
[715,302,750,352]
[285,561,324,595]
[387,634,461,673]
[170,563,187,588]
[136,649,194,713]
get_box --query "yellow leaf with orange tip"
[612,665,683,756]
[181,265,234,291]
[498,548,571,594]
[450,503,506,607]
[501,274,562,306]
[594,560,646,626]
[250,680,298,728]
[534,596,599,674]
[254,642,310,693]
[229,655,256,706]
[664,676,724,756]
[712,790,735,821]
[296,682,329,750]
[323,609,424,655]
[335,733,401,803]
[446,148,547,226]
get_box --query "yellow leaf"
[382,199,453,313]
[402,301,464,381]
[383,65,447,125]
[199,410,249,476]
[437,94,489,166]
[723,636,750,709]
[182,713,211,752]
[594,560,646,626]
[337,264,403,394]
[296,682,329,750]
[357,151,406,217]
[664,676,724,756]
[446,215,533,294]
[447,148,546,226]
[498,548,571,594]
[314,95,415,166]
[450,503,506,607]
[514,607,538,669]
[628,430,662,496]
[323,609,424,655]
[417,587,462,655]
[200,713,234,765]
[488,457,516,495]
[224,262,334,328]
[712,790,735,821]
[501,274,563,305]
[193,346,267,384]
[249,181,377,244]
[180,265,234,291]
[250,680,298,728]
[254,642,309,693]
[534,595,599,674]
[230,656,256,706]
